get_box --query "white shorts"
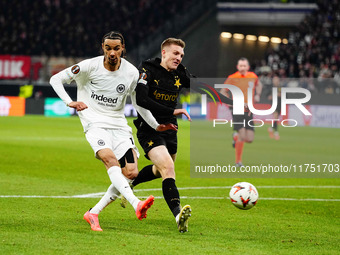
[85,127,139,160]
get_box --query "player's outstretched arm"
[173,109,191,121]
[156,123,178,132]
[131,91,177,131]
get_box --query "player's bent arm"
[131,91,159,130]
[219,88,229,98]
[216,90,233,105]
[135,83,175,116]
[49,71,88,111]
[173,109,191,121]
[49,71,74,106]
[254,80,263,102]
[131,92,178,131]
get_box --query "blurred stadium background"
[1,1,340,254]
[0,0,339,120]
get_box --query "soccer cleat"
[120,195,128,208]
[83,209,103,231]
[177,205,192,233]
[235,162,244,167]
[268,127,274,139]
[135,195,154,220]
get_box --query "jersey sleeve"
[131,91,159,130]
[128,68,139,95]
[49,60,89,105]
[64,60,90,86]
[135,66,174,116]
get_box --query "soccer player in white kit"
[49,31,156,231]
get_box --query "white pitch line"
[135,185,340,192]
[1,186,340,201]
[0,195,339,202]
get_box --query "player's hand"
[173,109,192,122]
[254,94,260,103]
[68,101,88,111]
[156,123,178,132]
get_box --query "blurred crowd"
[0,0,194,57]
[254,0,340,94]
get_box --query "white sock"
[175,213,180,223]
[107,166,140,210]
[90,184,119,214]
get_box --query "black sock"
[273,120,278,131]
[162,178,181,217]
[132,165,159,187]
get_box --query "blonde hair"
[161,38,185,50]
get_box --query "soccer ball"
[229,182,258,210]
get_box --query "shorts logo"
[98,139,105,146]
[71,65,80,74]
[116,84,125,93]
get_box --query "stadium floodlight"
[258,36,270,42]
[245,35,257,41]
[282,38,288,44]
[233,33,244,40]
[271,37,281,44]
[220,32,232,38]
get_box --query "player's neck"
[103,58,121,72]
[160,61,171,72]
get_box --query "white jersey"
[50,56,139,132]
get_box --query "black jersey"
[135,58,192,127]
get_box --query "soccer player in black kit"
[129,38,233,233]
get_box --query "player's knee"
[123,164,139,179]
[156,159,174,175]
[245,138,254,143]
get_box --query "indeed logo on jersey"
[91,91,118,106]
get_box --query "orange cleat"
[83,209,103,231]
[135,195,154,220]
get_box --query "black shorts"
[135,121,178,159]
[232,112,255,131]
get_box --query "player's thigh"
[237,128,247,141]
[148,145,175,179]
[85,128,119,168]
[96,148,119,169]
[245,129,254,143]
[85,127,114,158]
[121,149,139,180]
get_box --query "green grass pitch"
[0,116,339,254]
